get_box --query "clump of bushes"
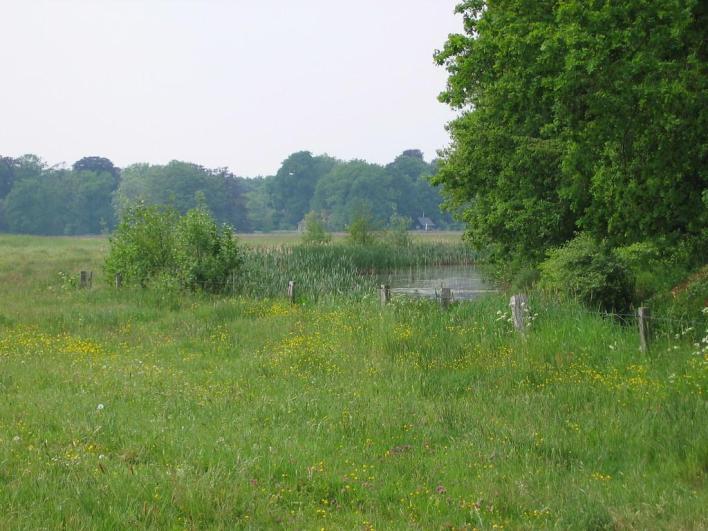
[539,233,635,313]
[649,265,708,337]
[347,212,376,246]
[105,203,241,292]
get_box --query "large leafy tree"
[4,174,69,234]
[223,174,252,233]
[3,166,118,235]
[266,151,338,229]
[114,161,241,227]
[385,150,449,225]
[65,170,119,233]
[311,160,397,229]
[0,157,16,200]
[434,0,707,262]
[73,156,120,182]
[245,178,277,232]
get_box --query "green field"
[0,234,705,529]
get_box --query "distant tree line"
[0,149,456,236]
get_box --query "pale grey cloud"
[0,0,461,175]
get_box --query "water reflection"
[377,265,496,301]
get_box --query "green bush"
[614,236,707,303]
[614,240,676,302]
[104,203,178,285]
[511,267,540,292]
[174,207,242,291]
[347,204,378,246]
[105,203,241,292]
[649,265,708,339]
[301,211,331,245]
[539,233,635,312]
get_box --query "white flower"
[96,404,104,411]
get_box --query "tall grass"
[0,234,705,528]
[238,241,477,300]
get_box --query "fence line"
[76,272,705,352]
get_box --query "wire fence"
[77,270,707,349]
[580,310,705,328]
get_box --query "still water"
[377,265,496,301]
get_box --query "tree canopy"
[0,149,456,235]
[434,0,707,262]
[1,157,118,235]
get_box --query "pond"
[377,265,496,301]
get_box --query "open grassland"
[0,235,705,529]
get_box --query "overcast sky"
[1,0,461,176]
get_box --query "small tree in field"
[347,204,376,246]
[384,213,412,247]
[301,211,331,245]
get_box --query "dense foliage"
[0,149,455,236]
[434,0,707,263]
[539,233,635,312]
[104,204,241,292]
[300,211,331,245]
[0,156,118,235]
[115,161,251,233]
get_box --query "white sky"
[1,0,461,176]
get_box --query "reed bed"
[237,242,477,300]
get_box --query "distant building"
[416,216,436,231]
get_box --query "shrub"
[347,213,376,246]
[104,203,178,285]
[649,265,708,339]
[511,267,540,292]
[105,203,241,292]
[174,207,242,292]
[614,240,672,301]
[301,211,331,245]
[539,233,635,312]
[383,213,412,247]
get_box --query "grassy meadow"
[0,234,706,529]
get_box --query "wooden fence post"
[638,306,651,353]
[79,271,92,289]
[509,294,527,333]
[440,287,452,308]
[287,280,296,304]
[115,272,123,289]
[379,284,390,306]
